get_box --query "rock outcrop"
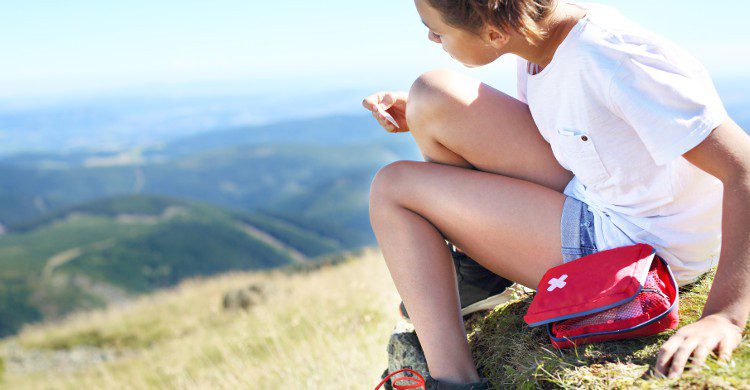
[221,284,266,310]
[379,320,428,389]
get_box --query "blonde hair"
[426,0,556,44]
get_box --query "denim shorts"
[561,196,599,263]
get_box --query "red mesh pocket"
[551,262,671,338]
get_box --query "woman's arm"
[656,118,750,378]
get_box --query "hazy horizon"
[1,0,747,101]
[1,0,748,156]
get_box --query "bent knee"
[369,160,421,209]
[410,69,464,98]
[406,69,475,130]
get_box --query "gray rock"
[221,284,266,310]
[379,284,533,388]
[380,320,429,389]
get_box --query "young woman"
[363,0,750,388]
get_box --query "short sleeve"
[608,50,728,166]
[516,56,528,104]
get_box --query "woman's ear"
[484,25,511,49]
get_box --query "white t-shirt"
[516,1,728,286]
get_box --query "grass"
[1,248,748,389]
[1,248,400,389]
[468,270,750,389]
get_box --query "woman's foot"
[425,375,490,390]
[377,368,490,390]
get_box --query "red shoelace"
[374,368,426,390]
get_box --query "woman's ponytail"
[426,0,556,44]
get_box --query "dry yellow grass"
[1,248,401,389]
[6,248,746,389]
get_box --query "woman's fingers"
[655,335,682,375]
[362,92,387,111]
[667,339,699,378]
[717,333,739,362]
[363,91,409,132]
[690,345,711,369]
[363,92,403,132]
[363,91,406,112]
[379,110,396,131]
[371,110,397,133]
[655,314,743,379]
[376,104,400,129]
[371,110,385,127]
[379,93,394,110]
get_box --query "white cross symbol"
[547,274,568,292]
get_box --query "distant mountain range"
[0,89,373,156]
[0,195,345,337]
[2,80,744,156]
[0,114,420,336]
[0,89,747,337]
[0,115,419,234]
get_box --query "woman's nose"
[428,31,441,44]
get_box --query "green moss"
[467,270,750,389]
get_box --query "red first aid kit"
[524,243,679,348]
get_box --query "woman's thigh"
[406,69,573,194]
[371,160,566,289]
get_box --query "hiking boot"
[399,242,515,321]
[425,375,490,390]
[376,368,490,390]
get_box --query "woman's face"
[414,0,507,67]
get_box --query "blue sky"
[0,0,747,99]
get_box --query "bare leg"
[370,190,476,381]
[370,162,566,382]
[406,69,573,254]
[370,70,573,383]
[405,70,572,192]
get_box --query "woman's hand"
[362,91,410,133]
[655,313,744,378]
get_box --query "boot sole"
[459,286,518,316]
[398,284,531,323]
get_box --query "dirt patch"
[239,223,308,264]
